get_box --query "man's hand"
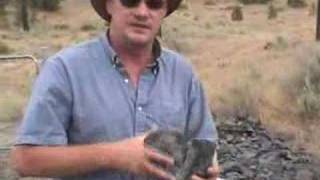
[191,166,220,180]
[111,135,175,180]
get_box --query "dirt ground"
[0,0,319,179]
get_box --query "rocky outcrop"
[217,117,320,180]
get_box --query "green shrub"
[297,53,320,119]
[178,0,189,10]
[268,3,277,19]
[0,5,6,16]
[231,5,243,21]
[204,0,216,6]
[238,0,271,4]
[54,23,69,30]
[80,24,96,31]
[224,66,262,119]
[0,41,11,54]
[287,0,307,8]
[0,0,9,27]
[264,36,288,50]
[309,2,316,16]
[31,0,64,11]
[0,0,9,14]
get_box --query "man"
[11,0,219,179]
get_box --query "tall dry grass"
[0,41,12,54]
[282,44,320,122]
[0,60,36,122]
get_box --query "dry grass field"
[165,0,320,154]
[1,0,320,179]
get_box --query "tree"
[31,0,63,11]
[21,0,30,31]
[0,0,9,27]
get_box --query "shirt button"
[137,106,142,111]
[124,79,129,83]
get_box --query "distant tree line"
[238,0,306,7]
[22,0,64,31]
[0,0,63,31]
[0,0,9,14]
[30,0,64,11]
[238,0,271,4]
[0,0,64,31]
[0,0,63,12]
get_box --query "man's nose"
[134,1,149,18]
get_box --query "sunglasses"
[119,0,165,10]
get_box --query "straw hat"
[90,0,182,21]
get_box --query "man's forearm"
[11,143,123,177]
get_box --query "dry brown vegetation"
[0,61,35,122]
[0,40,12,54]
[1,0,320,178]
[162,0,320,155]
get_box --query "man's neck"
[108,31,153,67]
[108,31,155,87]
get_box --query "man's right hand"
[11,135,175,178]
[109,135,175,180]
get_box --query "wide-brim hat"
[90,0,182,21]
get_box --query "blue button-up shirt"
[16,33,218,180]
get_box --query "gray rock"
[217,117,320,180]
[144,130,216,180]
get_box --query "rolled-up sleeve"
[15,57,72,146]
[186,74,218,143]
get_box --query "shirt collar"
[102,30,161,76]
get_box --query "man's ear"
[105,0,113,16]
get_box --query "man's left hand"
[191,166,220,180]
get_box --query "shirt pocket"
[71,110,108,143]
[148,100,186,132]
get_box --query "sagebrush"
[297,50,320,120]
[238,0,271,4]
[31,0,64,11]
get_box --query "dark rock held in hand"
[144,130,216,180]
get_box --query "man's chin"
[126,35,153,47]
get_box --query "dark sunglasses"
[119,0,165,10]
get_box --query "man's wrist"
[97,142,129,172]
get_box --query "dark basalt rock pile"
[217,117,320,180]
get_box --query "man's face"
[106,0,167,46]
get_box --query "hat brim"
[90,0,182,21]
